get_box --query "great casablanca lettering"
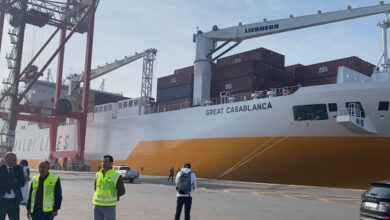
[206,102,272,116]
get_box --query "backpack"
[176,172,192,195]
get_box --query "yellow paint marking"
[347,189,365,192]
[282,194,297,200]
[292,194,316,198]
[331,198,360,201]
[199,188,207,191]
[223,189,230,193]
[251,192,261,196]
[256,191,280,195]
[222,189,254,193]
[318,198,332,203]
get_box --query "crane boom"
[203,2,390,41]
[69,48,157,82]
[192,2,390,105]
[67,48,157,95]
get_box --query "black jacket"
[0,164,25,205]
[26,173,62,213]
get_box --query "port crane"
[193,1,390,105]
[0,0,98,165]
[67,48,157,97]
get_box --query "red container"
[305,56,375,79]
[213,60,287,82]
[294,66,317,81]
[216,47,285,68]
[157,65,194,90]
[288,57,375,83]
[296,75,337,87]
[175,65,194,75]
[213,61,256,81]
[254,78,284,91]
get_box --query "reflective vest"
[30,172,60,213]
[92,168,120,206]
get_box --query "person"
[176,168,180,175]
[93,155,125,220]
[27,160,62,220]
[168,166,174,182]
[62,158,67,171]
[174,163,197,220]
[0,152,25,220]
[20,160,30,205]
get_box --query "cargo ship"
[5,3,390,189]
[7,43,389,189]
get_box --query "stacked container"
[156,66,194,107]
[211,48,286,98]
[156,48,376,107]
[287,56,375,86]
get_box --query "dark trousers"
[174,197,192,220]
[0,198,20,220]
[31,209,52,220]
[168,174,174,182]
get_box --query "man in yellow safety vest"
[27,160,62,220]
[93,155,125,220]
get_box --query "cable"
[217,136,289,179]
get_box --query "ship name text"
[206,102,272,116]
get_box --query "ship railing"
[144,101,192,114]
[338,108,363,118]
[209,85,300,105]
[143,85,300,114]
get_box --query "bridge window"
[123,101,128,108]
[108,104,112,111]
[378,101,389,111]
[98,106,103,112]
[293,104,328,121]
[328,103,338,112]
[134,100,139,106]
[129,100,133,107]
[95,107,98,113]
[103,105,108,112]
[118,102,123,109]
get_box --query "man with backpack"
[174,163,197,220]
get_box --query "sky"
[0,0,388,98]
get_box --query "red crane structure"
[0,0,99,169]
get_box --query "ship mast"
[378,16,390,71]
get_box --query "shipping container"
[216,47,285,68]
[293,66,317,82]
[285,64,305,85]
[213,60,287,82]
[305,56,375,79]
[157,65,194,90]
[296,76,337,87]
[157,83,193,102]
[287,57,375,83]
